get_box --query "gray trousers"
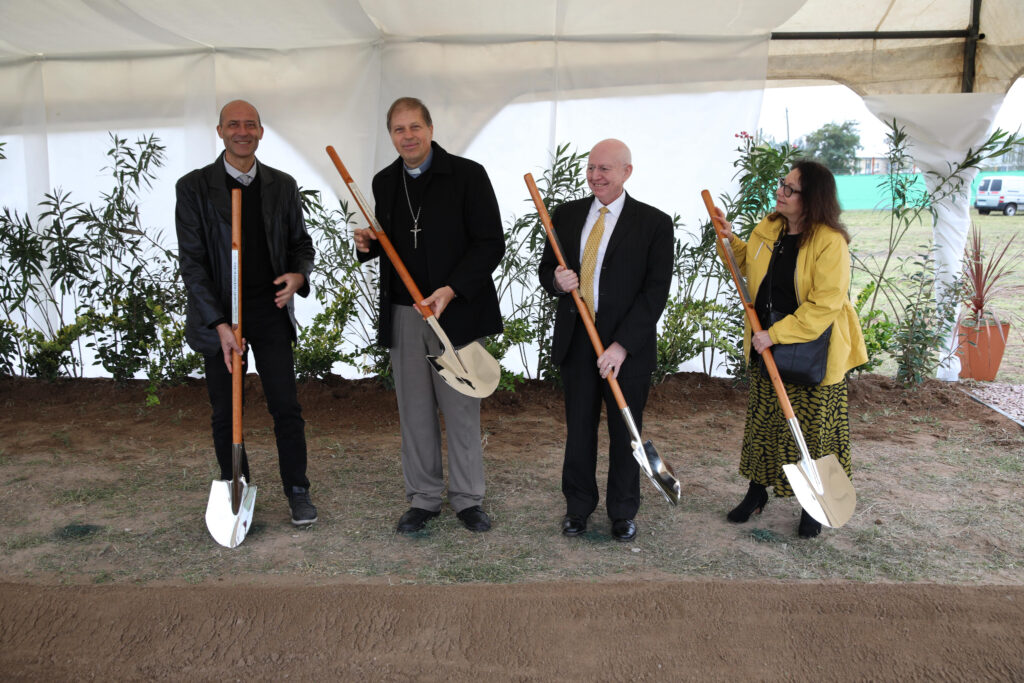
[390,305,485,513]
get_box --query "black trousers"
[560,321,649,521]
[203,301,308,494]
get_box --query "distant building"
[854,155,890,175]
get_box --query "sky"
[757,81,1024,157]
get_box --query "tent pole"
[961,0,983,93]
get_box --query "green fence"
[835,170,1024,211]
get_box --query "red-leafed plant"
[960,224,1024,331]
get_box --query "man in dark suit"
[354,97,505,534]
[176,99,318,526]
[538,139,673,541]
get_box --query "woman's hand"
[752,330,773,354]
[711,207,733,239]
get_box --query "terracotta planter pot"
[957,322,1011,382]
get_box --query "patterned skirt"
[739,371,852,497]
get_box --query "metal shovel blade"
[620,407,681,505]
[205,477,257,548]
[782,454,856,528]
[424,317,500,398]
[634,439,682,505]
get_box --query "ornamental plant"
[959,223,1024,330]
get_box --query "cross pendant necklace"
[402,170,423,249]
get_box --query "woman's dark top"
[755,232,800,332]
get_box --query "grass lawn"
[845,208,1024,384]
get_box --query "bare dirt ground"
[1,373,1023,680]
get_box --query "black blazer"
[362,142,505,348]
[538,193,673,376]
[175,152,314,356]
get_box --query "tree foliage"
[801,121,862,175]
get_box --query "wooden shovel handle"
[701,190,795,420]
[325,146,432,320]
[231,188,243,444]
[525,173,630,412]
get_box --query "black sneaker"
[287,486,318,526]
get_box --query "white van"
[974,176,1024,216]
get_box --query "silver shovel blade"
[620,406,681,506]
[205,477,257,548]
[634,439,682,506]
[783,454,856,528]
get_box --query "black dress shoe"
[798,509,822,539]
[611,518,637,542]
[396,507,440,533]
[456,505,492,532]
[561,515,587,537]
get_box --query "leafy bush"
[893,247,961,386]
[0,134,195,388]
[852,282,896,374]
[494,143,591,387]
[296,189,388,383]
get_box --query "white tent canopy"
[1,0,1022,379]
[2,0,1022,192]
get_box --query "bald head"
[586,139,633,205]
[591,139,631,166]
[219,99,261,127]
[217,100,264,172]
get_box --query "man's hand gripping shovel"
[326,146,500,398]
[205,188,258,547]
[702,190,855,528]
[525,173,681,505]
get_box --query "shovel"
[326,146,500,398]
[205,187,257,548]
[525,173,681,505]
[702,189,855,528]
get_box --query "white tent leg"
[863,93,1004,381]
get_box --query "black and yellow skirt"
[739,371,852,497]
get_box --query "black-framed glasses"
[778,179,802,198]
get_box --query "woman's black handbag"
[757,232,832,386]
[760,311,832,385]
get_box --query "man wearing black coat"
[538,139,673,541]
[175,99,318,526]
[354,97,505,534]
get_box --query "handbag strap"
[763,226,786,320]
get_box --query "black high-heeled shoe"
[727,481,768,523]
[798,509,822,538]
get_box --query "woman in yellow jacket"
[713,160,867,538]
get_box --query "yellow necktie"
[579,207,609,315]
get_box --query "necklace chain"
[402,170,423,249]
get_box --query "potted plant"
[957,224,1023,381]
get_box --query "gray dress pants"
[390,305,485,513]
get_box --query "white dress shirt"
[224,157,258,186]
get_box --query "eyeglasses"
[778,179,802,198]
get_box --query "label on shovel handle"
[231,249,240,325]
